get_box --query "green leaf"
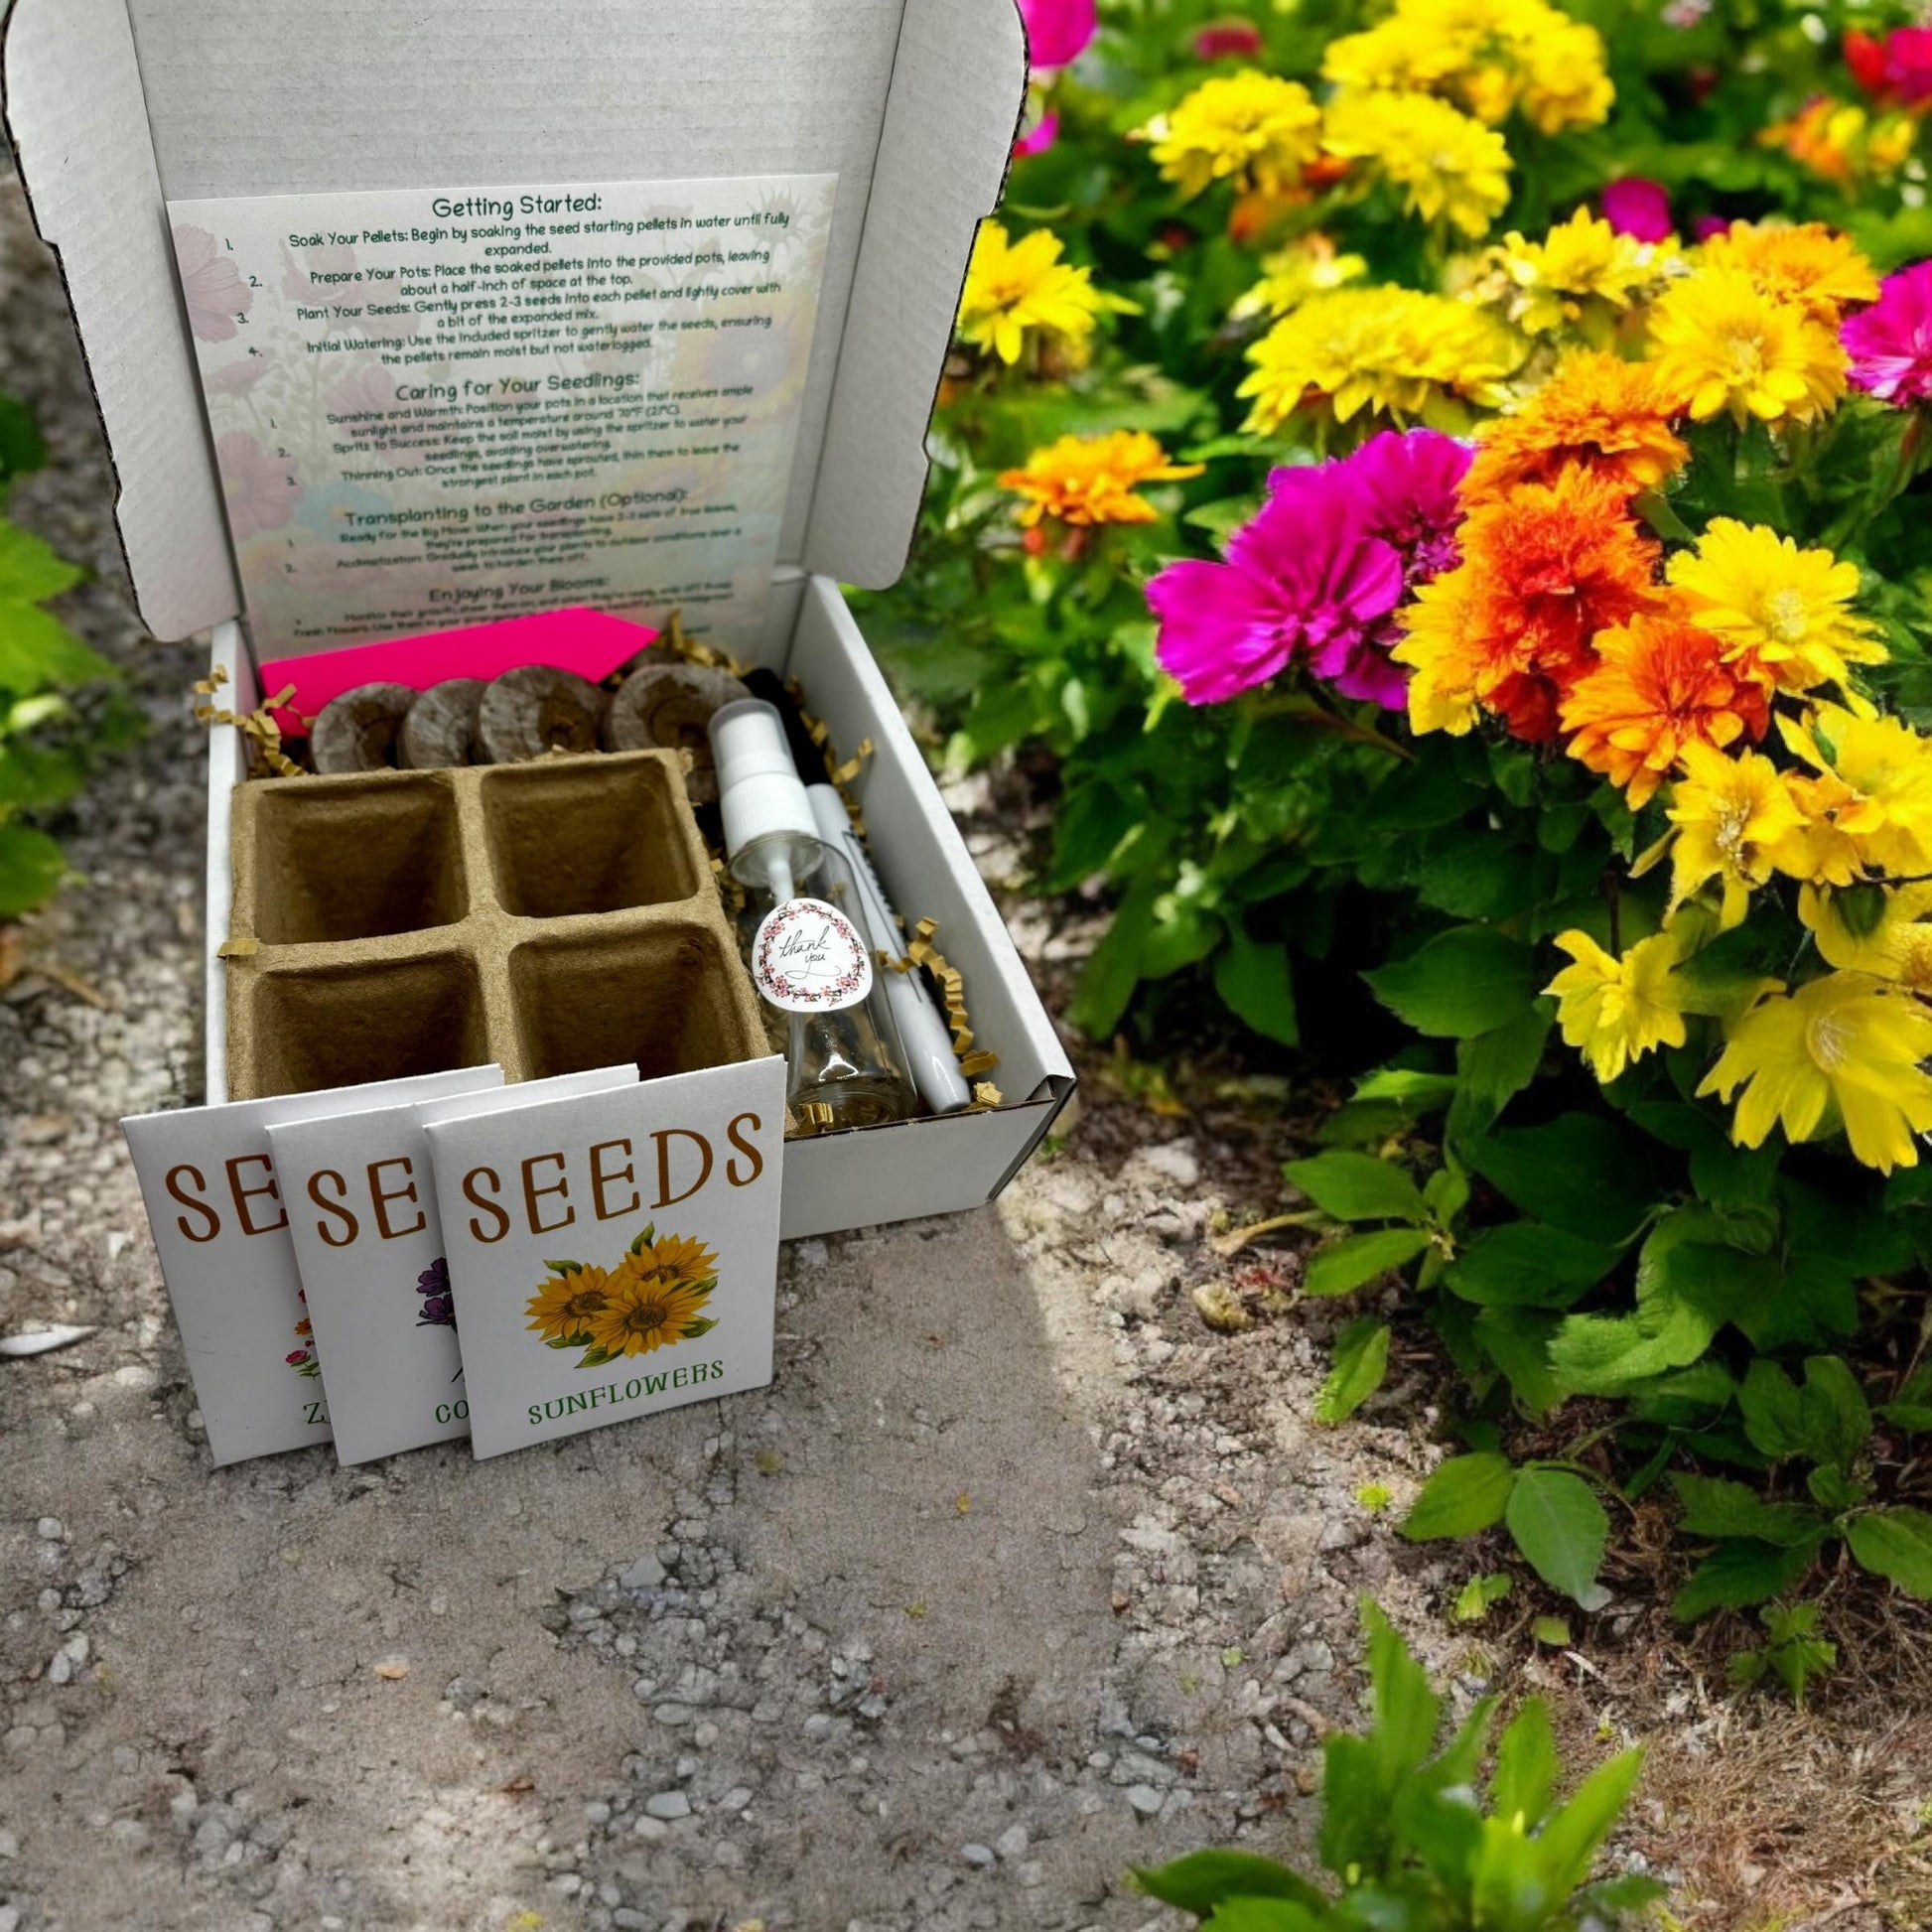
[1445,1222,1619,1310]
[0,521,83,606]
[1302,1227,1431,1297]
[0,822,67,918]
[1362,1601,1441,1782]
[1738,1357,1872,1471]
[1130,1852,1327,1914]
[1488,1698,1558,1827]
[1534,1748,1647,1900]
[1284,1151,1429,1225]
[1532,1614,1573,1647]
[1461,1113,1655,1245]
[1449,1003,1554,1136]
[1067,880,1156,1038]
[1672,1474,1825,1549]
[0,396,47,481]
[1846,1507,1932,1599]
[1315,1316,1390,1425]
[678,1316,720,1339]
[1672,1538,1818,1621]
[1474,1307,1565,1420]
[1506,1467,1610,1609]
[1403,1452,1516,1541]
[1363,925,1540,1040]
[1451,1572,1513,1623]
[1214,932,1299,1047]
[577,1345,616,1368]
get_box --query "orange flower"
[1463,351,1688,504]
[998,431,1204,527]
[1560,607,1773,805]
[1395,465,1659,742]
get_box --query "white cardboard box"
[3,0,1075,1239]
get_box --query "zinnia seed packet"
[266,1064,636,1466]
[121,1065,504,1466]
[423,1055,785,1458]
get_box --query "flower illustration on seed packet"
[524,1227,721,1371]
[416,1258,456,1329]
[286,1290,320,1380]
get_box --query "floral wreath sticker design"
[524,1225,721,1371]
[752,897,873,1014]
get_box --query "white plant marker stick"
[805,786,973,1115]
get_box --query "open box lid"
[1,0,1028,643]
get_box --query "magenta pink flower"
[1320,429,1470,584]
[1015,108,1061,158]
[1601,178,1672,244]
[1843,260,1932,406]
[173,226,252,345]
[1195,20,1264,60]
[1692,214,1729,243]
[1017,0,1095,69]
[215,431,304,541]
[1148,472,1403,706]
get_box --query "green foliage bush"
[867,0,1932,1634]
[0,391,118,918]
[1132,1603,1660,1930]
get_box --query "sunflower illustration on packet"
[524,1225,721,1370]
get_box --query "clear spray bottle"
[709,699,918,1135]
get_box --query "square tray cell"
[509,924,758,1082]
[240,774,468,944]
[482,755,698,919]
[233,952,492,1099]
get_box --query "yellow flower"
[1698,972,1932,1173]
[1665,519,1883,695]
[999,431,1202,528]
[1547,927,1690,1082]
[585,1272,717,1359]
[524,1264,617,1341]
[1647,270,1846,426]
[1801,883,1932,994]
[1322,0,1611,134]
[1667,742,1807,929]
[957,223,1135,366]
[1239,286,1524,432]
[1776,770,1870,889]
[1696,220,1879,325]
[1322,90,1512,238]
[1514,15,1615,134]
[626,1231,720,1288]
[1230,236,1368,322]
[1142,72,1323,199]
[1781,703,1932,877]
[1489,207,1670,336]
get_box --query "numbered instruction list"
[169,176,837,653]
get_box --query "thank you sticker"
[753,897,873,1013]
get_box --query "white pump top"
[710,699,818,860]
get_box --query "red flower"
[1195,20,1264,61]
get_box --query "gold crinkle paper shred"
[897,917,1003,1108]
[194,664,304,778]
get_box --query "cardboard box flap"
[804,0,1024,588]
[2,0,1027,640]
[2,0,240,641]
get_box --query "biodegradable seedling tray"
[222,749,766,1100]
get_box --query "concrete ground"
[0,175,1442,1931]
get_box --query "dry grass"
[1628,1696,1932,1930]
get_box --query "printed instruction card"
[168,175,837,654]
